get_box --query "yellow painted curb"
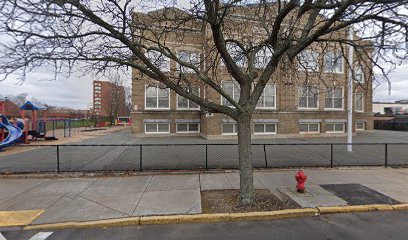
[140,213,230,225]
[24,217,140,230]
[392,204,408,211]
[229,208,318,222]
[317,204,393,214]
[0,210,44,227]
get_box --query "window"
[177,87,200,110]
[356,121,365,131]
[354,67,364,83]
[221,81,240,107]
[145,86,170,109]
[326,123,345,133]
[176,123,200,133]
[299,123,320,133]
[325,87,343,109]
[324,52,343,73]
[222,123,238,135]
[298,86,319,109]
[255,46,273,68]
[254,123,276,134]
[298,50,319,71]
[95,90,101,94]
[355,93,364,112]
[146,50,170,72]
[177,51,200,73]
[222,42,245,67]
[256,84,276,109]
[145,123,170,133]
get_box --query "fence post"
[205,144,208,170]
[385,143,388,168]
[56,145,60,173]
[139,145,143,172]
[264,144,268,168]
[330,144,333,168]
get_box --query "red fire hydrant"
[295,170,307,193]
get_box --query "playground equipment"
[0,101,60,149]
[0,115,23,150]
[20,101,58,143]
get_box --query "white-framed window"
[256,84,276,109]
[326,123,345,133]
[95,90,101,94]
[255,46,274,68]
[325,87,343,109]
[176,123,200,133]
[253,123,277,134]
[298,50,319,71]
[221,42,245,67]
[146,50,170,72]
[355,93,364,112]
[177,87,200,110]
[354,67,364,83]
[356,121,366,131]
[145,86,170,109]
[299,123,320,133]
[145,123,170,134]
[298,86,319,109]
[221,81,240,107]
[222,123,238,135]
[324,51,343,73]
[177,51,200,73]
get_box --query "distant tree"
[107,72,128,124]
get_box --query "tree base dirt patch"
[201,189,300,213]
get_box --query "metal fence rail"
[0,143,407,173]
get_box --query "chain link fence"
[0,143,407,173]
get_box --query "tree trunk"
[237,113,254,204]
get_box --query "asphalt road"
[2,211,408,240]
[0,129,408,173]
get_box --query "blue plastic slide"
[0,115,23,149]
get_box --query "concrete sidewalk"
[0,168,407,225]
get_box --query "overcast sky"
[0,68,131,110]
[0,64,406,109]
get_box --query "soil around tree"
[201,189,300,214]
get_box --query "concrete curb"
[317,204,394,214]
[19,204,408,230]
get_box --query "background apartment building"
[131,8,373,139]
[93,80,128,120]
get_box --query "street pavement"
[0,129,408,172]
[1,211,408,240]
[0,168,407,225]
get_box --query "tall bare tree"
[1,0,407,204]
[107,72,128,124]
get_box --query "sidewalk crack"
[131,175,153,216]
[78,195,130,216]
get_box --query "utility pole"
[347,27,354,152]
